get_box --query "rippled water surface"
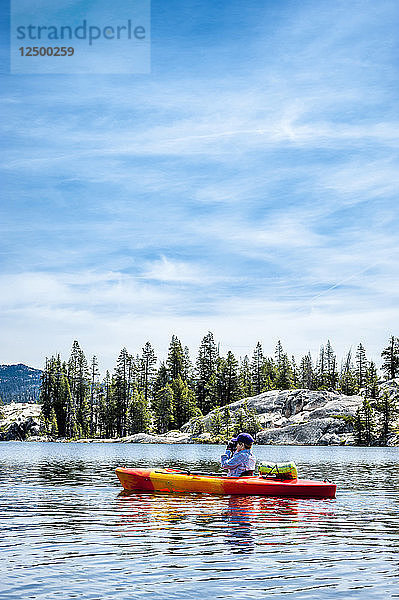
[0,442,398,599]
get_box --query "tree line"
[39,333,399,442]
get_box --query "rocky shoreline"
[1,384,398,446]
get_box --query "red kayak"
[116,467,336,499]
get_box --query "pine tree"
[325,340,338,389]
[190,407,205,435]
[171,376,197,429]
[339,349,358,396]
[316,341,338,389]
[166,335,184,380]
[67,341,81,382]
[381,336,399,380]
[183,346,195,386]
[56,359,70,436]
[153,362,169,396]
[89,355,100,436]
[239,355,252,398]
[40,355,76,438]
[210,407,223,436]
[273,341,294,389]
[316,344,326,389]
[339,369,358,396]
[195,331,218,412]
[291,355,299,388]
[49,408,58,437]
[62,368,78,438]
[131,354,142,390]
[139,342,157,405]
[275,353,293,390]
[217,351,240,406]
[40,356,56,422]
[39,356,64,434]
[364,361,379,399]
[355,343,368,389]
[153,385,174,434]
[375,390,398,445]
[97,370,114,438]
[262,358,275,391]
[129,389,151,434]
[113,348,132,437]
[353,406,365,445]
[275,340,284,370]
[251,342,265,395]
[67,341,90,437]
[76,354,90,436]
[299,353,315,389]
[223,405,232,439]
[361,398,375,446]
[202,372,219,414]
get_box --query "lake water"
[0,442,398,600]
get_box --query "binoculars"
[226,439,237,452]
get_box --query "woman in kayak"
[221,432,256,477]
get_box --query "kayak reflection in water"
[220,432,256,477]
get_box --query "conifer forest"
[39,333,399,445]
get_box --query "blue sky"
[1,0,399,372]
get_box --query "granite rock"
[0,402,42,441]
[182,388,363,445]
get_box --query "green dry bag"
[259,461,298,480]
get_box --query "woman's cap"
[232,433,254,445]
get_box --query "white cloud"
[141,256,236,285]
[0,280,395,372]
[0,271,176,313]
[194,214,325,253]
[320,158,399,199]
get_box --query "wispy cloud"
[141,256,238,285]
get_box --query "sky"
[1,0,399,373]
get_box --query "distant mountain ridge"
[0,364,42,403]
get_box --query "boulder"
[0,402,42,441]
[257,417,353,445]
[182,388,364,446]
